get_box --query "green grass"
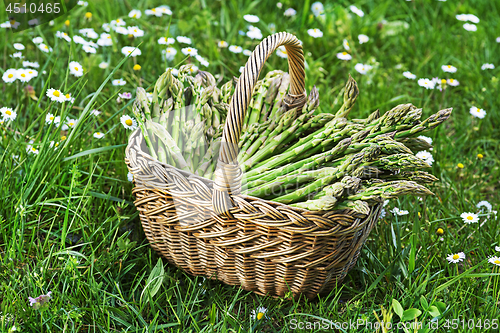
[1,0,500,332]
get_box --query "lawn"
[1,0,500,332]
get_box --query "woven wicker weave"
[125,32,382,299]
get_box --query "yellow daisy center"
[74,67,79,71]
[466,216,473,220]
[61,136,67,141]
[128,34,134,38]
[477,153,483,159]
[96,132,101,135]
[50,116,54,120]
[346,41,349,46]
[132,14,137,18]
[53,91,60,97]
[44,46,48,49]
[447,65,451,68]
[21,73,26,77]
[32,147,37,152]
[495,260,500,264]
[65,94,70,99]
[453,254,459,260]
[449,79,454,83]
[6,110,12,115]
[152,8,156,12]
[457,163,464,168]
[55,142,59,147]
[125,119,133,126]
[69,122,74,126]
[257,312,264,320]
[313,29,318,32]
[437,228,444,235]
[8,74,13,78]
[133,64,141,70]
[85,12,92,18]
[117,19,122,23]
[10,20,16,24]
[477,109,481,112]
[441,79,446,84]
[342,52,347,55]
[187,48,192,52]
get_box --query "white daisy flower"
[122,46,141,57]
[441,65,457,73]
[97,36,113,47]
[69,61,84,77]
[187,65,199,75]
[455,14,468,21]
[13,43,25,50]
[489,256,500,267]
[354,63,372,75]
[99,62,109,69]
[247,26,263,39]
[112,79,127,86]
[120,115,137,130]
[78,0,88,5]
[38,43,52,53]
[128,26,144,37]
[158,37,175,45]
[65,118,77,129]
[23,61,39,68]
[391,207,409,216]
[307,28,323,38]
[276,46,288,58]
[73,35,88,45]
[447,78,459,86]
[243,14,259,23]
[64,92,74,103]
[16,69,31,82]
[110,18,126,27]
[243,49,252,56]
[93,132,105,139]
[379,208,386,219]
[195,55,209,67]
[90,109,101,116]
[417,136,432,145]
[176,36,192,44]
[495,246,500,252]
[10,52,24,59]
[460,212,479,224]
[115,26,129,35]
[403,71,416,79]
[27,145,39,155]
[127,172,134,182]
[418,78,435,89]
[311,2,325,17]
[268,23,276,34]
[3,69,18,83]
[82,45,97,54]
[416,150,434,166]
[157,5,172,15]
[481,63,495,70]
[32,37,44,44]
[45,113,58,124]
[349,5,364,17]
[466,14,479,23]
[181,47,198,56]
[284,8,297,16]
[163,47,177,61]
[469,106,486,119]
[250,307,267,320]
[228,45,243,53]
[336,52,352,60]
[218,40,228,48]
[463,23,477,31]
[477,201,492,212]
[145,8,162,17]
[0,107,17,121]
[128,9,142,19]
[358,34,369,44]
[79,28,99,39]
[446,252,465,264]
[46,88,66,103]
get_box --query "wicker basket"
[125,32,383,299]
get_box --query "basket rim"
[125,128,381,219]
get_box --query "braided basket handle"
[213,32,307,217]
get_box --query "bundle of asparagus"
[132,67,451,215]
